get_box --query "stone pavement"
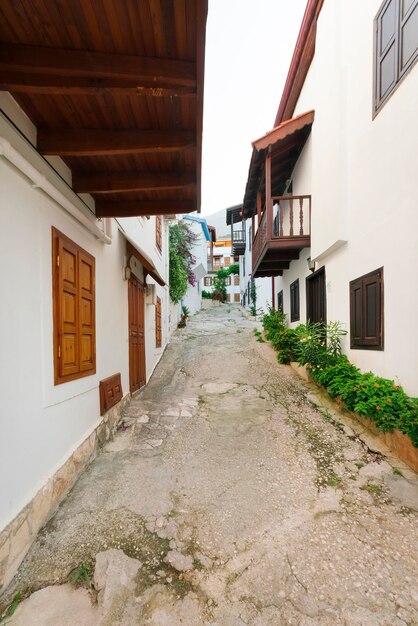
[4,306,418,625]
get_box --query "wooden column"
[256,192,262,226]
[265,150,273,241]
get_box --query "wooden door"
[128,276,146,393]
[306,267,326,324]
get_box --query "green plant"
[355,462,365,469]
[273,328,300,363]
[169,222,198,303]
[202,290,212,299]
[69,563,92,588]
[181,304,190,318]
[227,263,239,275]
[392,467,403,476]
[213,269,229,302]
[362,482,383,495]
[1,592,21,622]
[326,474,342,487]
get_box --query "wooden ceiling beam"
[38,129,195,156]
[0,72,195,96]
[0,43,196,92]
[95,199,195,218]
[73,170,195,194]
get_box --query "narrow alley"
[6,306,418,625]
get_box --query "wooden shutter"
[226,293,231,302]
[53,227,96,384]
[277,290,284,311]
[156,216,162,252]
[350,268,383,349]
[234,274,239,286]
[234,293,240,302]
[290,279,300,322]
[155,297,162,347]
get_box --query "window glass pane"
[381,0,397,52]
[401,4,418,67]
[380,42,396,97]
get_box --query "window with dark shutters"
[374,0,418,114]
[52,227,96,385]
[155,297,162,347]
[290,280,300,322]
[277,290,284,312]
[350,268,384,349]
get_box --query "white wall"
[273,0,418,394]
[182,219,208,315]
[0,99,171,533]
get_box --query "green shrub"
[202,290,212,299]
[273,328,300,364]
[263,308,418,446]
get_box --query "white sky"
[201,0,307,218]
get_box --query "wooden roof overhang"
[242,110,314,219]
[226,204,243,226]
[0,0,208,218]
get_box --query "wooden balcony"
[231,229,246,256]
[252,195,311,277]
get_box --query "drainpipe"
[0,137,112,245]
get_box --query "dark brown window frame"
[349,267,384,350]
[52,227,96,385]
[374,0,418,116]
[290,279,300,322]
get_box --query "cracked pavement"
[6,305,418,625]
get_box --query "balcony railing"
[252,195,311,275]
[232,229,246,243]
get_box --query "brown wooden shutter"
[350,268,383,349]
[234,274,239,286]
[290,279,300,322]
[350,278,363,347]
[53,227,96,384]
[79,250,95,371]
[156,216,162,252]
[155,296,162,347]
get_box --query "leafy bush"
[169,222,198,303]
[228,263,239,275]
[262,308,418,446]
[202,290,212,299]
[273,329,301,364]
[312,356,418,445]
[213,269,229,302]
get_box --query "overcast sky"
[201,0,307,218]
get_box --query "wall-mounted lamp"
[123,266,131,281]
[307,257,316,273]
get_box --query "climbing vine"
[169,222,198,303]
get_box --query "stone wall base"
[0,394,130,594]
[289,363,418,474]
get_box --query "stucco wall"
[0,102,171,536]
[274,0,418,394]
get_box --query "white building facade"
[0,95,171,590]
[244,0,418,395]
[181,215,211,315]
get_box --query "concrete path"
[5,306,418,625]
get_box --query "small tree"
[228,263,239,275]
[212,268,229,302]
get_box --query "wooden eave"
[242,111,314,218]
[0,0,208,217]
[274,0,324,125]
